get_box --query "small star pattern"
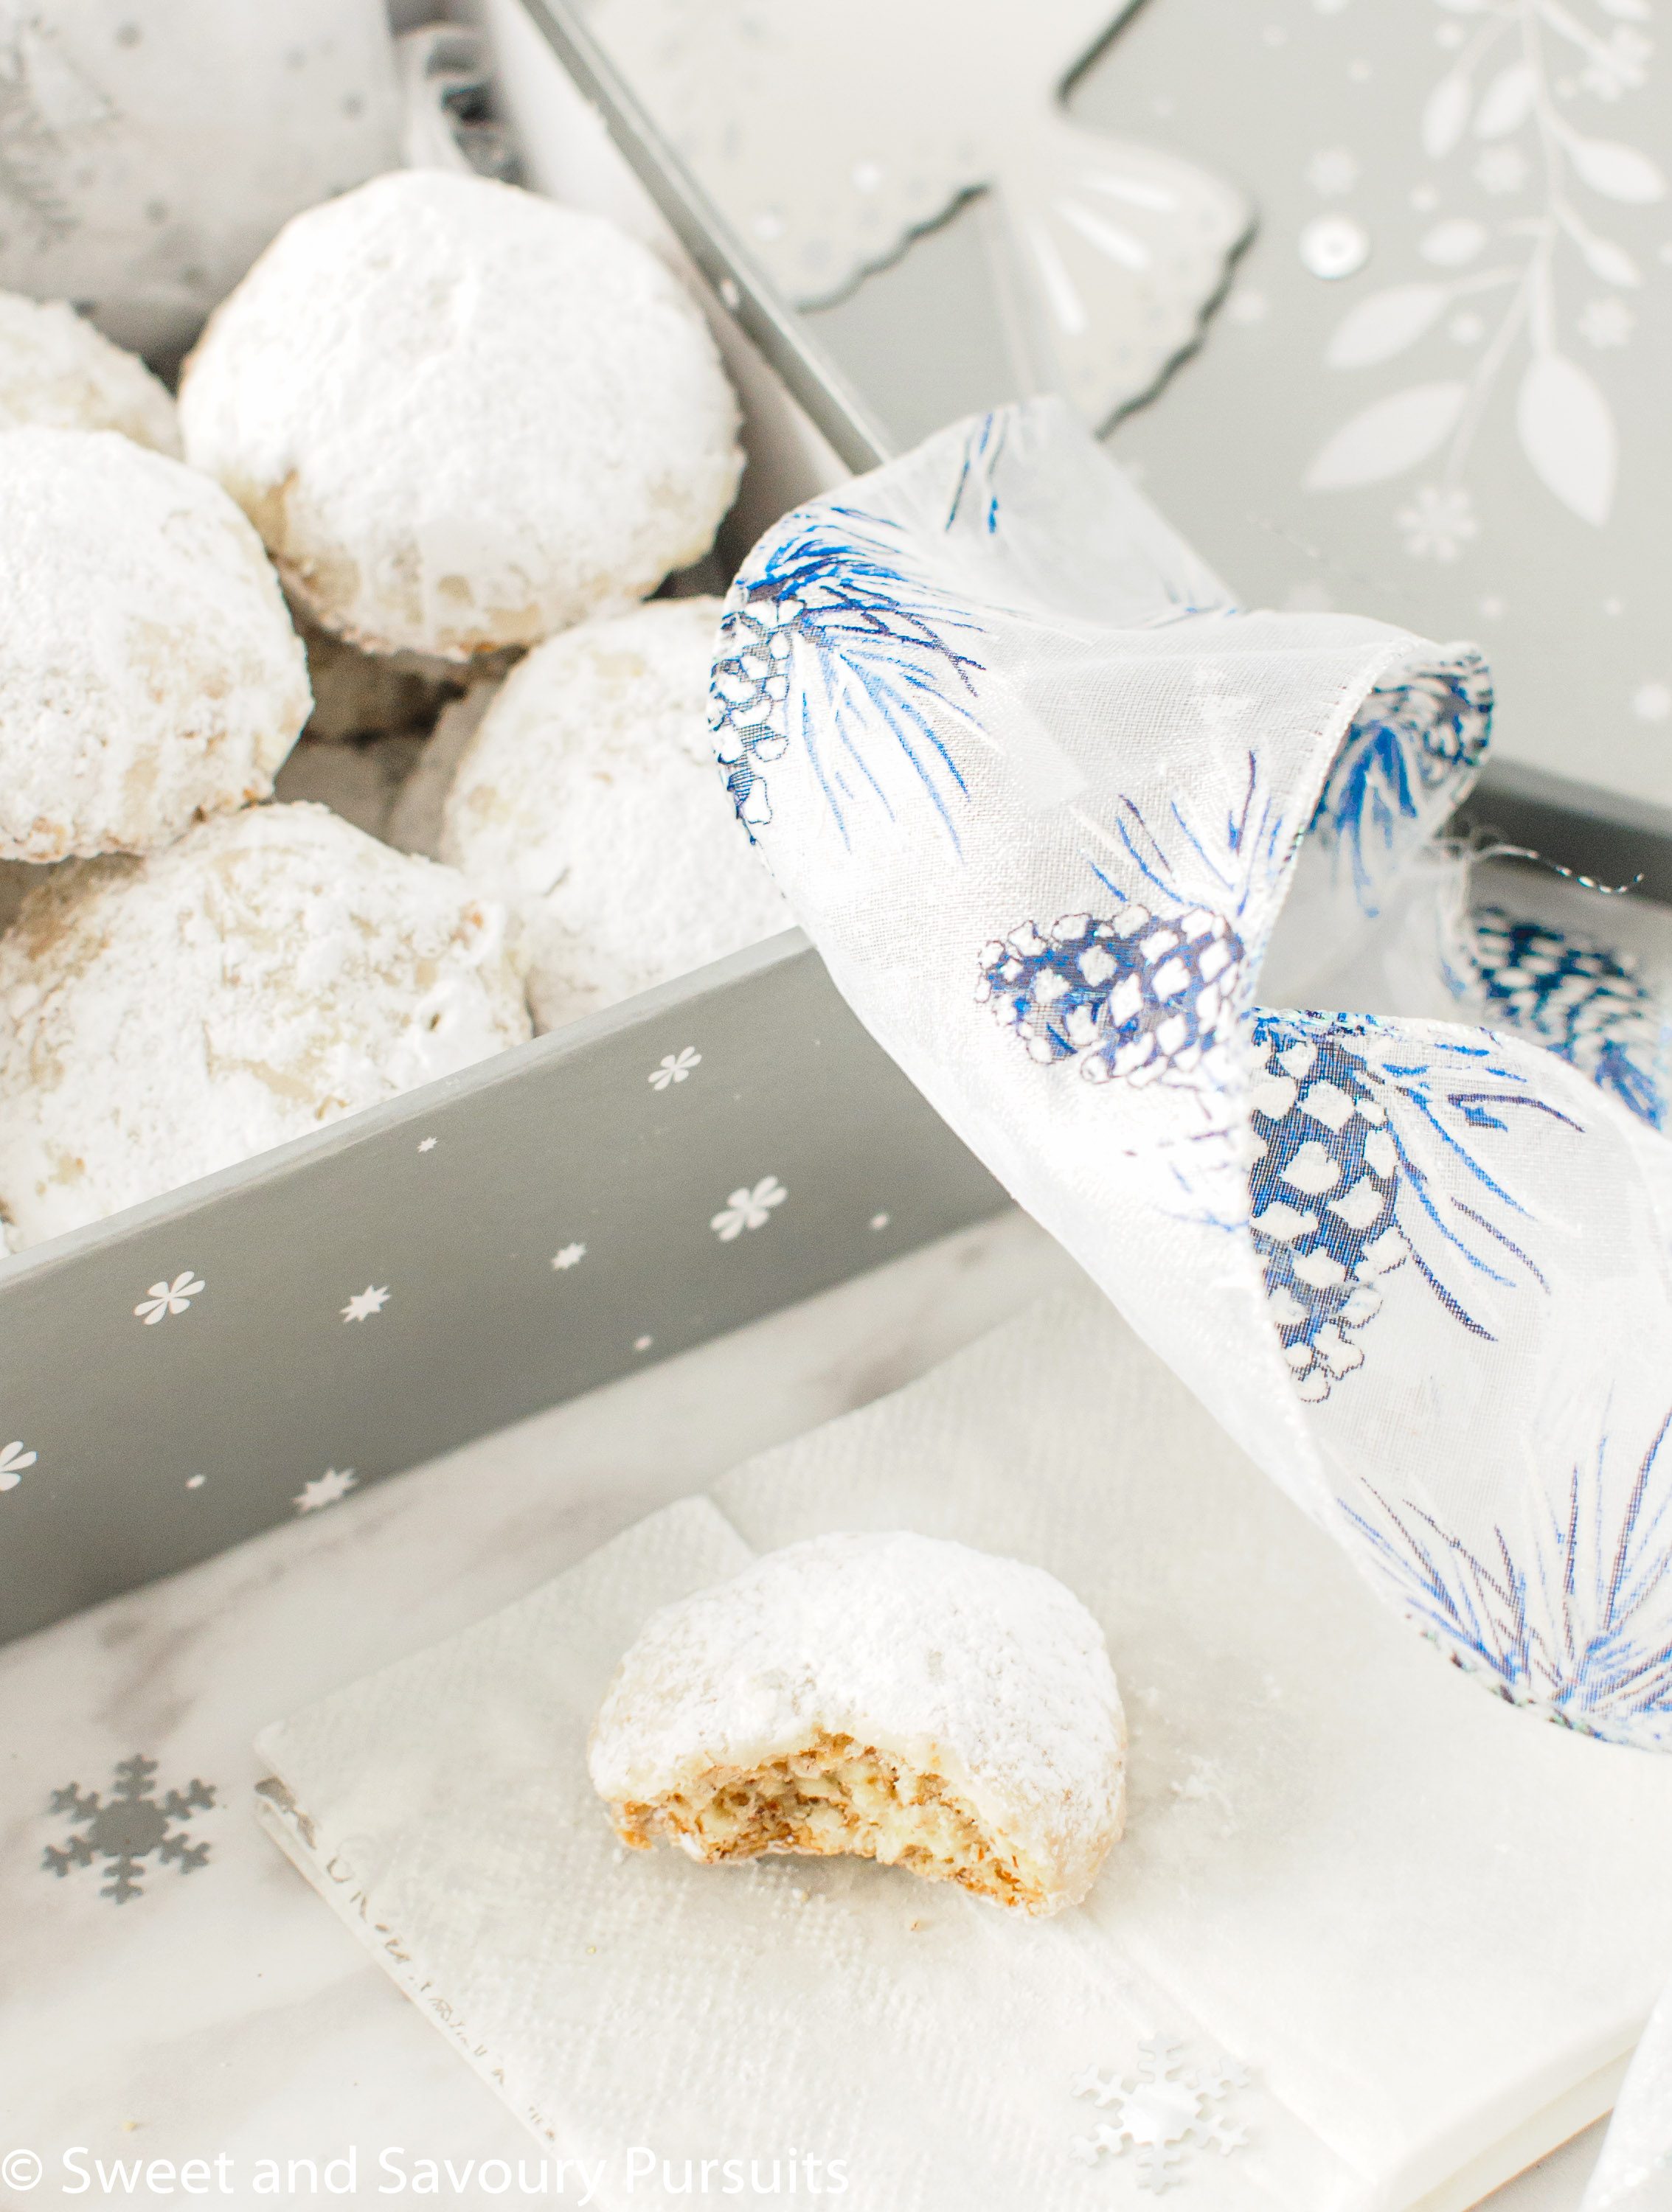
[341,1284,391,1323]
[294,1467,357,1514]
[552,1242,586,1270]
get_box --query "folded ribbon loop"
[711,394,1672,1753]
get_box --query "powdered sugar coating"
[0,428,311,862]
[441,598,789,1032]
[589,1530,1126,1913]
[178,170,743,660]
[0,292,179,452]
[0,802,530,1248]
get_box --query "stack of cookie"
[0,170,786,1253]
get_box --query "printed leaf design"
[1305,383,1468,491]
[1516,353,1616,525]
[1474,61,1535,139]
[1422,71,1473,158]
[1572,229,1641,288]
[1565,133,1667,205]
[1325,284,1449,369]
[1420,218,1488,267]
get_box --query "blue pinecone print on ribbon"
[709,505,983,845]
[1247,1009,1564,1403]
[1464,906,1666,1130]
[1309,652,1494,914]
[1249,1020,1404,1402]
[977,903,1243,1088]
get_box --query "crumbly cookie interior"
[608,1728,1047,1910]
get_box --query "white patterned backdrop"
[745,0,1672,815]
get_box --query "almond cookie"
[179,170,742,660]
[0,428,310,862]
[0,291,179,451]
[440,598,788,1032]
[0,803,529,1248]
[589,1531,1126,1916]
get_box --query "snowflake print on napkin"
[1070,2037,1250,2193]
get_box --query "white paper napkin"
[256,1287,1672,2212]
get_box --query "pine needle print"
[1345,1411,1672,1746]
[1308,653,1494,915]
[710,505,985,846]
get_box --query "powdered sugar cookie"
[589,1531,1126,1916]
[179,170,742,661]
[0,428,311,862]
[0,803,529,1248]
[386,680,501,860]
[440,598,789,1031]
[0,292,179,452]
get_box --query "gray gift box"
[0,0,1665,1648]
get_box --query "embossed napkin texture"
[256,1290,1672,2212]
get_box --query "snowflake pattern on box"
[649,1047,702,1091]
[43,1754,215,1904]
[1070,2037,1249,2193]
[0,1436,38,1492]
[711,1175,788,1241]
[1458,906,1667,1131]
[134,1270,205,1325]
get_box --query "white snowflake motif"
[710,1175,788,1241]
[1395,484,1477,562]
[341,1285,389,1324]
[1474,145,1529,197]
[1578,298,1635,352]
[294,1467,357,1514]
[1305,146,1358,197]
[417,1136,437,1152]
[1580,26,1651,100]
[134,1271,205,1325]
[0,1438,38,1492]
[552,1242,587,1270]
[649,1047,702,1091]
[1070,2037,1250,2194]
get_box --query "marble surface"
[0,1209,1609,2208]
